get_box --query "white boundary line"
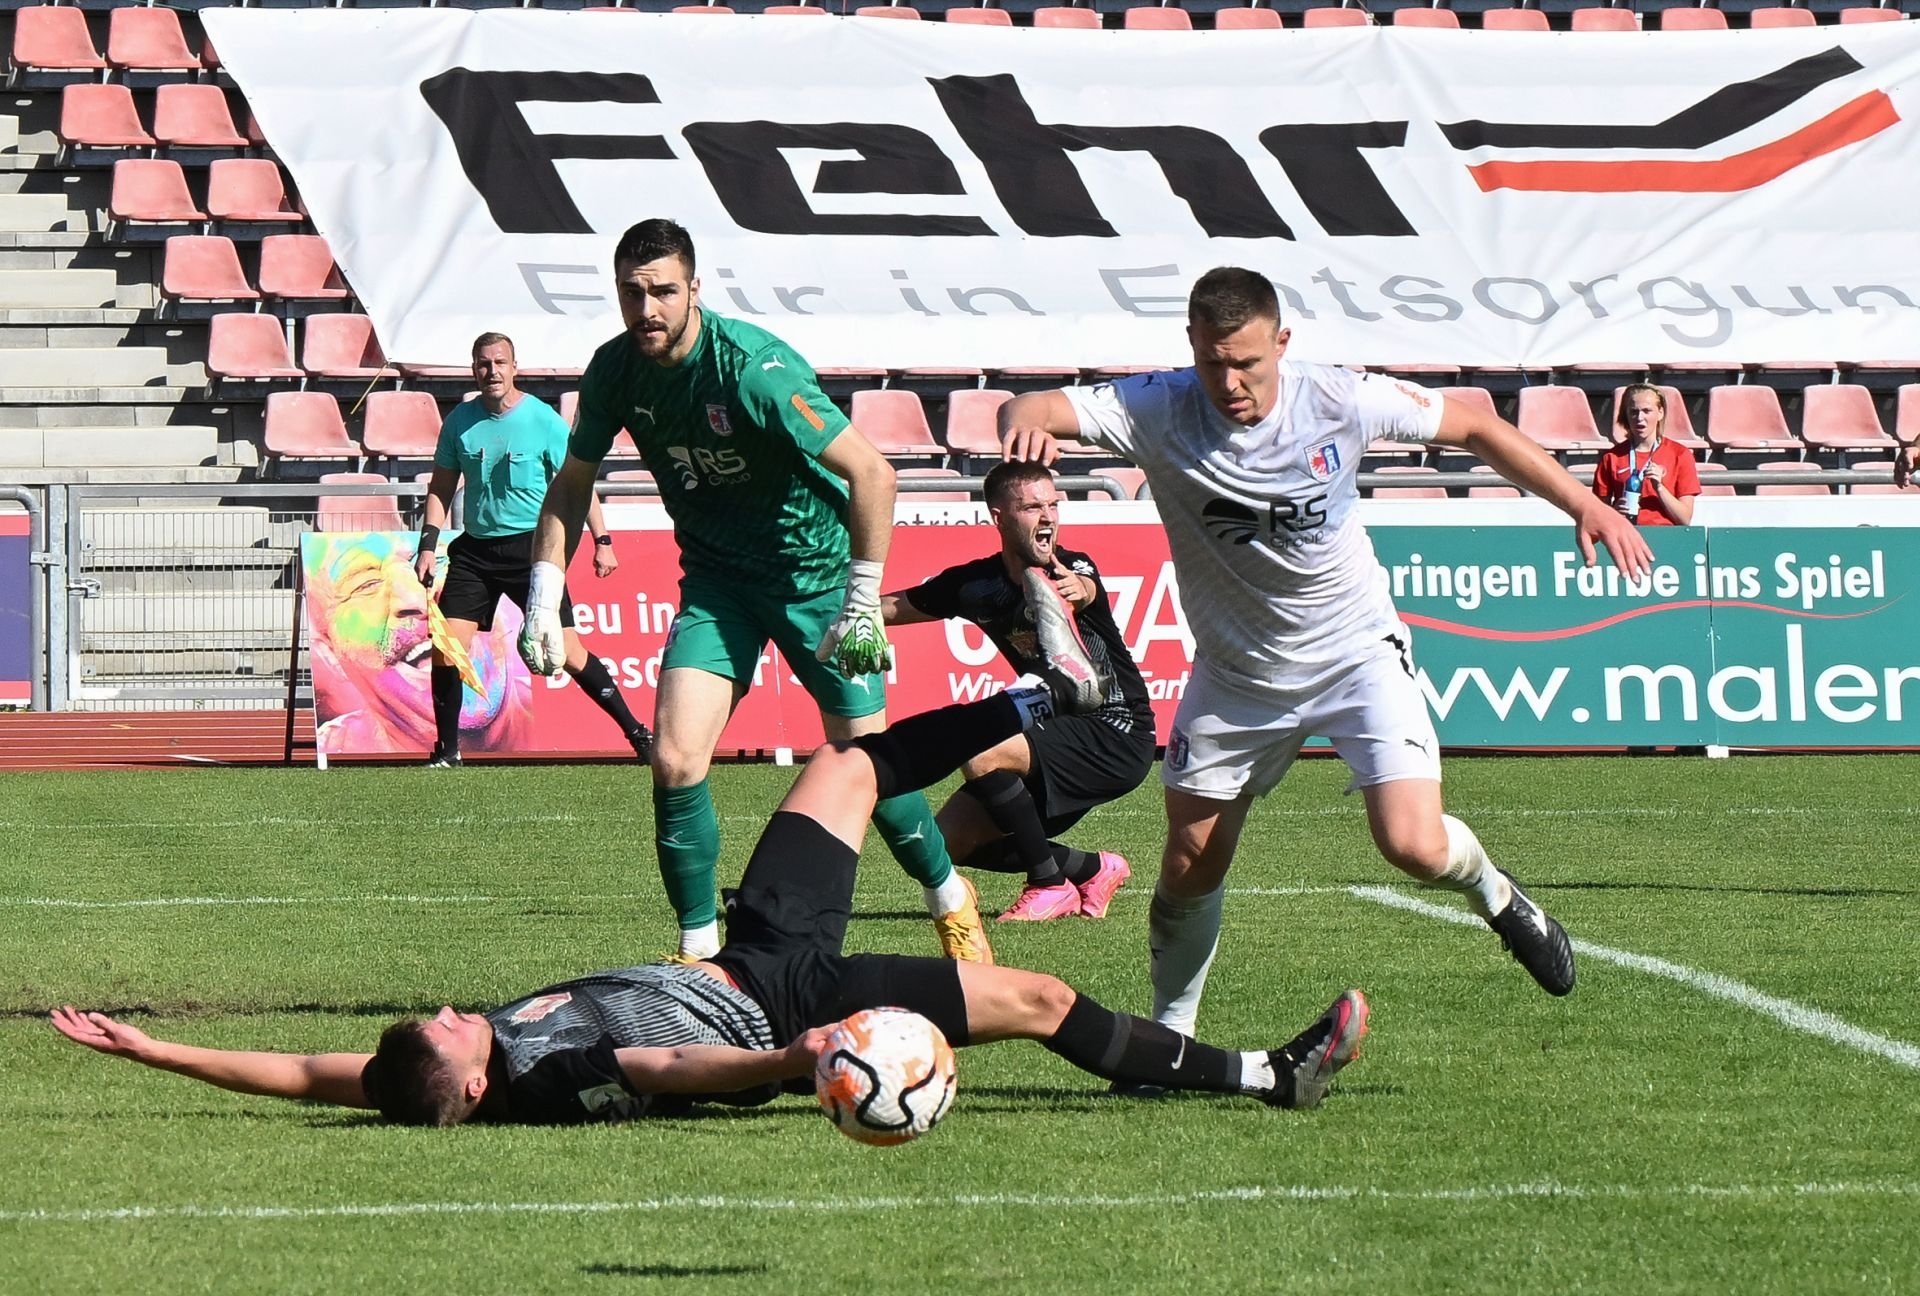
[0,893,654,911]
[1349,885,1920,1072]
[2,1179,1916,1226]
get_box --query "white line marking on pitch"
[1,1179,1914,1226]
[0,893,655,911]
[1349,885,1920,1072]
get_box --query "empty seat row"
[265,389,646,469]
[162,234,347,317]
[9,7,215,86]
[108,157,301,239]
[57,82,256,163]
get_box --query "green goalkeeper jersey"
[570,311,853,597]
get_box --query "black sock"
[568,654,645,739]
[430,661,462,756]
[956,841,1027,875]
[849,696,1024,800]
[962,771,1060,886]
[1054,844,1099,887]
[1043,994,1243,1095]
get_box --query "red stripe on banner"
[1468,91,1899,193]
[0,515,28,537]
[1403,597,1894,642]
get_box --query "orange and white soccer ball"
[813,1007,957,1146]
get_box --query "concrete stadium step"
[0,423,218,468]
[0,192,84,234]
[83,649,294,676]
[81,590,295,635]
[0,385,191,405]
[0,268,117,308]
[0,346,189,387]
[93,562,289,594]
[0,309,146,330]
[0,402,229,428]
[85,504,278,551]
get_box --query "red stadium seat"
[1303,6,1370,25]
[9,7,107,85]
[763,5,830,13]
[1394,7,1461,26]
[1214,7,1283,28]
[1094,465,1147,501]
[317,472,405,533]
[258,235,351,310]
[152,84,248,151]
[263,391,361,469]
[945,5,1015,21]
[1748,6,1816,24]
[1034,6,1102,26]
[160,235,259,314]
[1839,6,1904,20]
[1570,7,1640,29]
[857,5,923,15]
[671,4,737,10]
[58,83,154,159]
[1436,385,1498,420]
[108,159,206,240]
[849,389,943,462]
[1516,386,1609,454]
[360,391,444,461]
[1125,6,1193,28]
[1658,6,1728,28]
[1481,9,1550,29]
[1704,385,1801,454]
[1467,465,1521,499]
[302,314,393,382]
[896,468,972,502]
[1898,385,1920,444]
[1755,461,1828,495]
[206,312,302,382]
[1844,459,1918,496]
[107,8,200,77]
[1371,465,1448,499]
[206,159,304,236]
[943,388,1013,467]
[1609,385,1703,449]
[1799,385,1893,453]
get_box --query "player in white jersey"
[999,267,1653,1045]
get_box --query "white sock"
[1147,882,1224,1036]
[1005,675,1053,729]
[924,875,971,918]
[1428,814,1513,920]
[1237,1051,1277,1094]
[678,921,720,960]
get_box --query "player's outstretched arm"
[50,1006,374,1109]
[1433,396,1652,579]
[997,391,1084,465]
[814,426,899,676]
[615,1038,816,1095]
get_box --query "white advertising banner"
[203,11,1920,370]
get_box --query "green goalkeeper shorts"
[662,575,887,719]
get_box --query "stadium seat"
[106,7,200,79]
[1303,6,1371,23]
[1394,7,1462,26]
[1898,385,1920,445]
[943,387,1013,469]
[1467,465,1521,498]
[1370,466,1448,499]
[9,7,107,87]
[1748,5,1817,23]
[670,4,736,10]
[1435,385,1498,420]
[1213,7,1284,27]
[1838,6,1904,19]
[263,391,361,471]
[317,472,405,533]
[1035,6,1103,25]
[206,159,304,237]
[945,5,1015,21]
[1799,384,1893,454]
[160,234,259,316]
[1609,385,1704,449]
[763,5,830,13]
[1845,458,1918,495]
[302,314,392,382]
[151,83,248,153]
[1570,7,1640,28]
[107,159,206,241]
[849,390,943,463]
[896,467,972,502]
[257,235,351,313]
[1480,9,1551,29]
[1093,465,1147,501]
[57,83,154,163]
[856,4,923,15]
[1755,460,1829,495]
[205,312,302,384]
[1516,386,1609,454]
[1125,6,1194,27]
[360,391,444,461]
[1704,385,1801,455]
[1658,6,1729,27]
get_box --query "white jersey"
[1065,362,1443,695]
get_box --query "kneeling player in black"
[50,684,1365,1125]
[882,460,1157,922]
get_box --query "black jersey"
[485,964,778,1125]
[906,547,1154,736]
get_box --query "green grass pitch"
[2,754,1917,1294]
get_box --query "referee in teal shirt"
[412,332,651,767]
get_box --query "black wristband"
[594,534,613,547]
[418,524,441,554]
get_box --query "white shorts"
[1162,633,1442,801]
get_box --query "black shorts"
[1026,715,1157,835]
[711,812,970,1050]
[438,530,574,632]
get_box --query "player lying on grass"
[50,614,1366,1126]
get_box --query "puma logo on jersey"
[761,358,785,371]
[631,405,655,423]
[1403,737,1433,756]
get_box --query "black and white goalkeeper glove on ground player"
[519,560,568,677]
[816,558,892,678]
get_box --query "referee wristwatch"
[593,534,613,547]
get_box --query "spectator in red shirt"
[1594,384,1700,526]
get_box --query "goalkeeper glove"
[518,560,568,677]
[815,558,892,677]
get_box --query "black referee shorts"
[1026,714,1157,835]
[711,811,970,1050]
[438,530,574,632]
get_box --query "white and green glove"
[518,560,568,677]
[815,558,892,677]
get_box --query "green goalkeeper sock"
[653,779,720,930]
[871,791,953,890]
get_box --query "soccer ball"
[813,1007,957,1146]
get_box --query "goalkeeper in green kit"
[525,219,992,966]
